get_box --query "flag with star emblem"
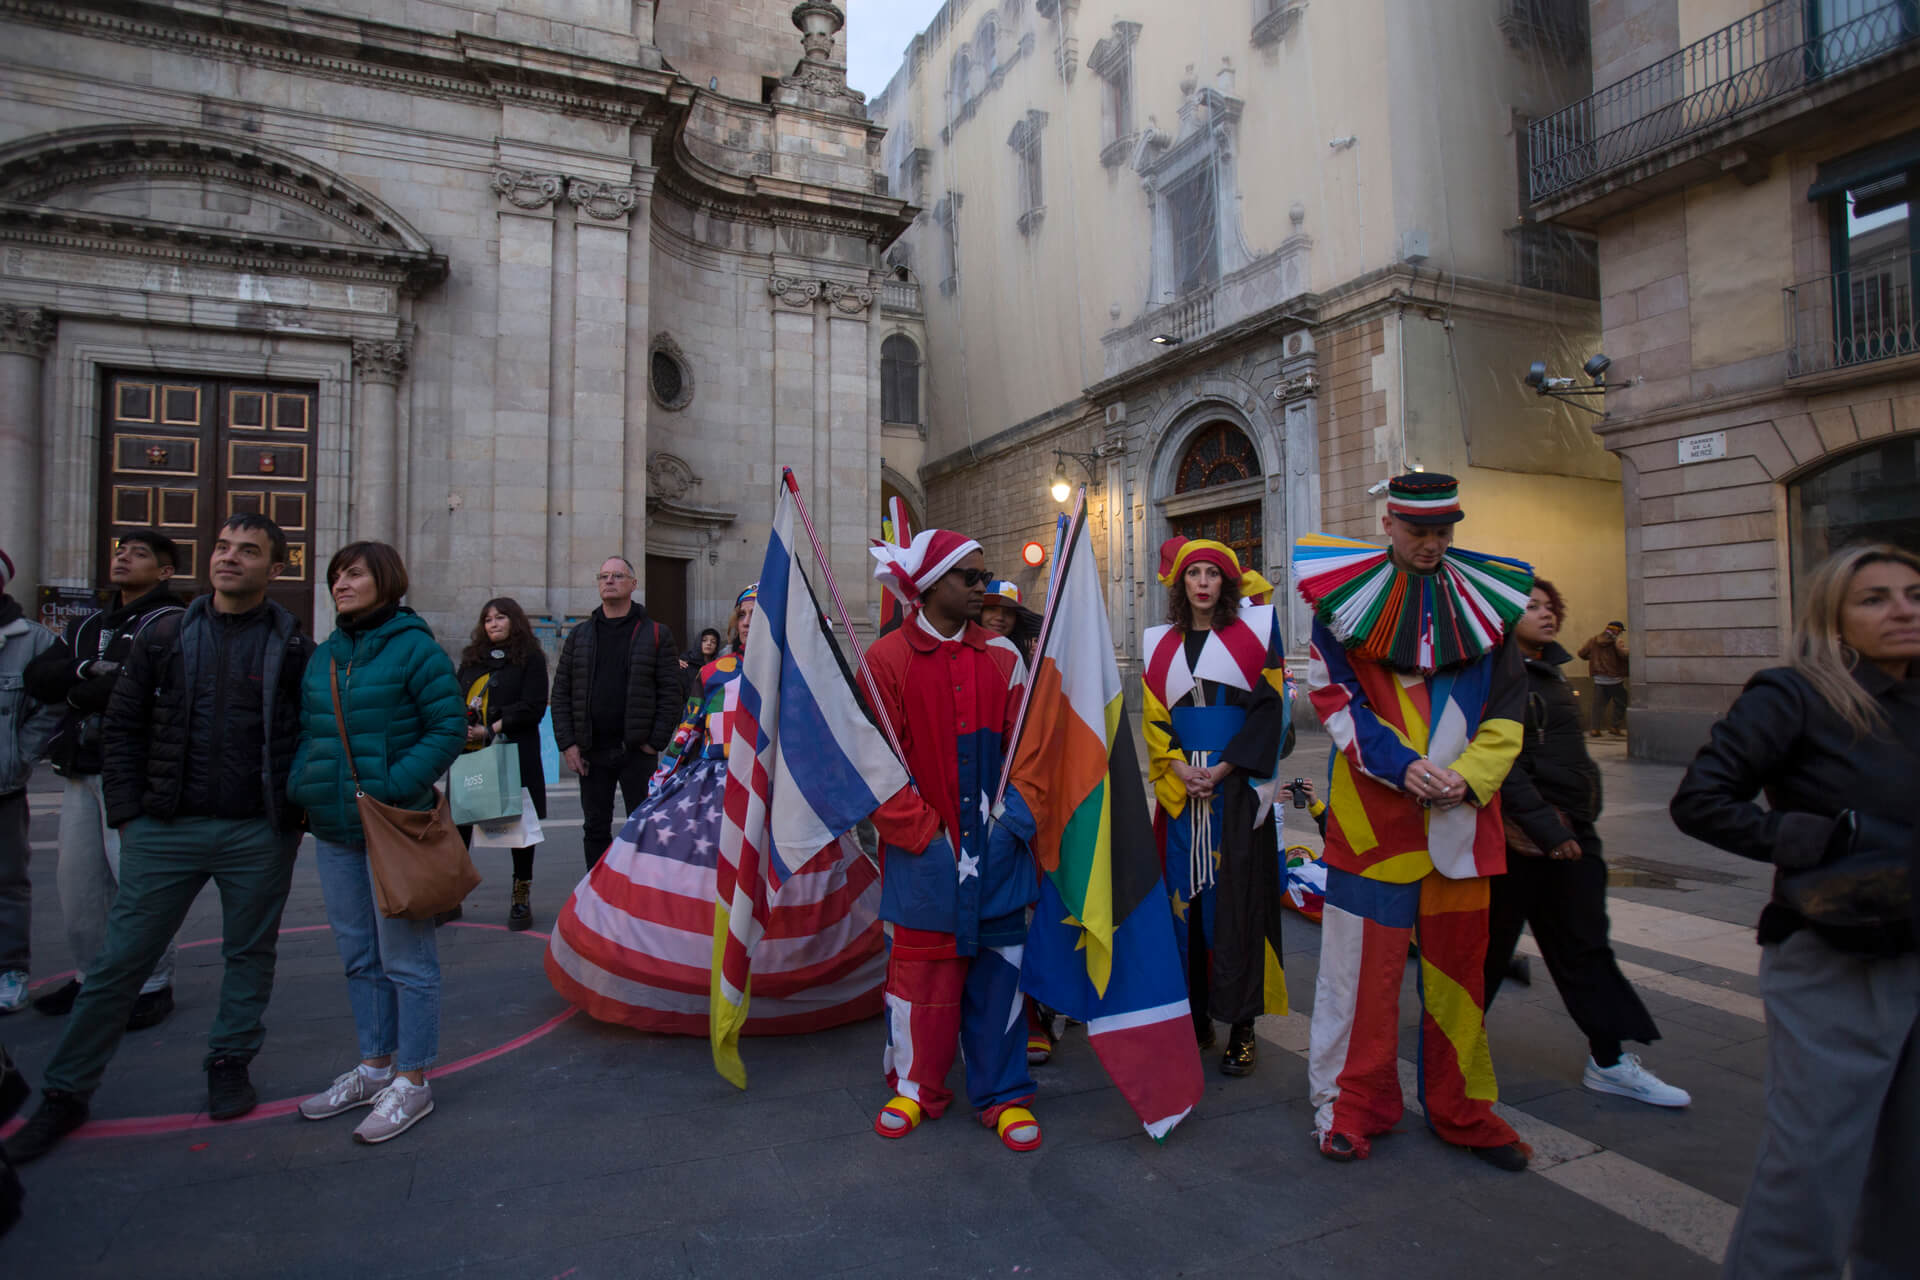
[1003,503,1204,1140]
[711,482,912,1088]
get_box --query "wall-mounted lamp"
[1523,353,1613,417]
[1049,445,1119,504]
[1328,135,1358,150]
[1150,333,1182,347]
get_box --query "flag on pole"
[878,496,913,636]
[711,484,911,1088]
[1004,502,1205,1140]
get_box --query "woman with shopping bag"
[453,597,549,931]
[288,541,467,1146]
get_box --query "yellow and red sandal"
[994,1105,1042,1152]
[1026,1033,1052,1065]
[873,1095,923,1139]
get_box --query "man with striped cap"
[863,529,1045,1152]
[1293,472,1535,1172]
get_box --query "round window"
[650,349,687,409]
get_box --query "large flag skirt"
[545,755,886,1035]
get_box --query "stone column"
[769,273,822,536]
[620,163,657,569]
[567,178,639,585]
[824,282,877,629]
[490,170,562,612]
[350,334,409,547]
[0,306,55,601]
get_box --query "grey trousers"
[59,775,175,994]
[0,789,27,972]
[1723,929,1920,1279]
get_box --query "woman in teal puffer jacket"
[288,541,465,1146]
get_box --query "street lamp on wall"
[1049,447,1104,504]
[1523,353,1613,417]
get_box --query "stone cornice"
[654,140,913,244]
[0,303,54,358]
[0,0,684,124]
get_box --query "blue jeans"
[313,839,441,1072]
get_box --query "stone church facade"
[0,0,913,647]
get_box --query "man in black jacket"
[5,515,310,1164]
[550,556,679,868]
[23,531,185,1027]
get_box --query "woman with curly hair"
[454,597,549,930]
[1141,537,1294,1076]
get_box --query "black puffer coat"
[1671,662,1918,955]
[25,584,185,776]
[1501,642,1603,854]
[456,646,550,819]
[102,596,310,831]
[549,604,678,755]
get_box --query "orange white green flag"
[1002,501,1205,1140]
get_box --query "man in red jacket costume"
[864,528,1043,1152]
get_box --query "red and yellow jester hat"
[1157,536,1275,605]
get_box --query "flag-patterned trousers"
[883,927,1034,1123]
[1306,867,1518,1152]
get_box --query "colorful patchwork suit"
[1305,620,1526,1154]
[867,612,1038,1125]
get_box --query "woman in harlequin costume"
[545,584,886,1034]
[1142,537,1296,1076]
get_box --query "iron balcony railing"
[1786,250,1918,376]
[1528,0,1919,203]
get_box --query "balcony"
[1786,250,1918,378]
[880,279,922,315]
[1528,0,1920,216]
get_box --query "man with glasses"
[550,556,680,868]
[863,530,1045,1153]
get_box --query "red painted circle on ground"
[5,921,578,1141]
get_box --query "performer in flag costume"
[865,529,1044,1152]
[544,583,885,1036]
[1142,537,1294,1077]
[1296,471,1535,1171]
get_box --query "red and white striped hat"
[869,528,982,606]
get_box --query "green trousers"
[43,815,298,1098]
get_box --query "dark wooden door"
[644,556,689,651]
[101,373,318,632]
[1176,501,1264,572]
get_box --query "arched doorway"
[1788,432,1920,604]
[1170,420,1265,571]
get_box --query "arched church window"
[881,334,922,425]
[1174,421,1260,493]
[1788,433,1920,605]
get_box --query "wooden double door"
[100,372,319,631]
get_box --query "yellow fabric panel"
[1326,754,1377,853]
[1417,952,1499,1103]
[1141,682,1188,818]
[1364,849,1435,884]
[1262,941,1290,1017]
[1452,714,1524,806]
[1390,678,1432,754]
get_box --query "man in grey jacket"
[0,547,61,1014]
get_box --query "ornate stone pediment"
[644,451,737,562]
[0,126,446,291]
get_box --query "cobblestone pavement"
[1,738,1769,1278]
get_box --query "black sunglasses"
[949,567,994,588]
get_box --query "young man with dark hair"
[24,531,187,1025]
[0,546,61,1015]
[5,516,311,1163]
[550,555,680,868]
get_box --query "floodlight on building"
[1150,333,1182,346]
[1583,353,1613,383]
[1522,354,1613,416]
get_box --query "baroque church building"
[0,0,913,645]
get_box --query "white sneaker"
[298,1068,387,1120]
[1583,1054,1691,1108]
[0,970,28,1014]
[352,1079,434,1144]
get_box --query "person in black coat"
[1670,544,1918,1280]
[455,597,549,931]
[1483,581,1687,1108]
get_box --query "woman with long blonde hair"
[1671,542,1919,1279]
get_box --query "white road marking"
[1255,1021,1741,1265]
[1602,898,1760,977]
[1513,935,1764,1024]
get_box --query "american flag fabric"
[711,482,912,1088]
[544,652,886,1037]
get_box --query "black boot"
[31,979,80,1016]
[127,986,175,1031]
[206,1057,257,1121]
[1220,1020,1257,1077]
[3,1091,90,1165]
[508,877,533,932]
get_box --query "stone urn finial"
[792,1,845,63]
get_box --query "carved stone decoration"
[491,170,566,211]
[767,275,822,310]
[567,179,641,222]
[351,336,410,385]
[0,304,55,358]
[774,2,867,113]
[824,283,876,317]
[646,451,700,502]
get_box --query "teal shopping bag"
[447,742,523,826]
